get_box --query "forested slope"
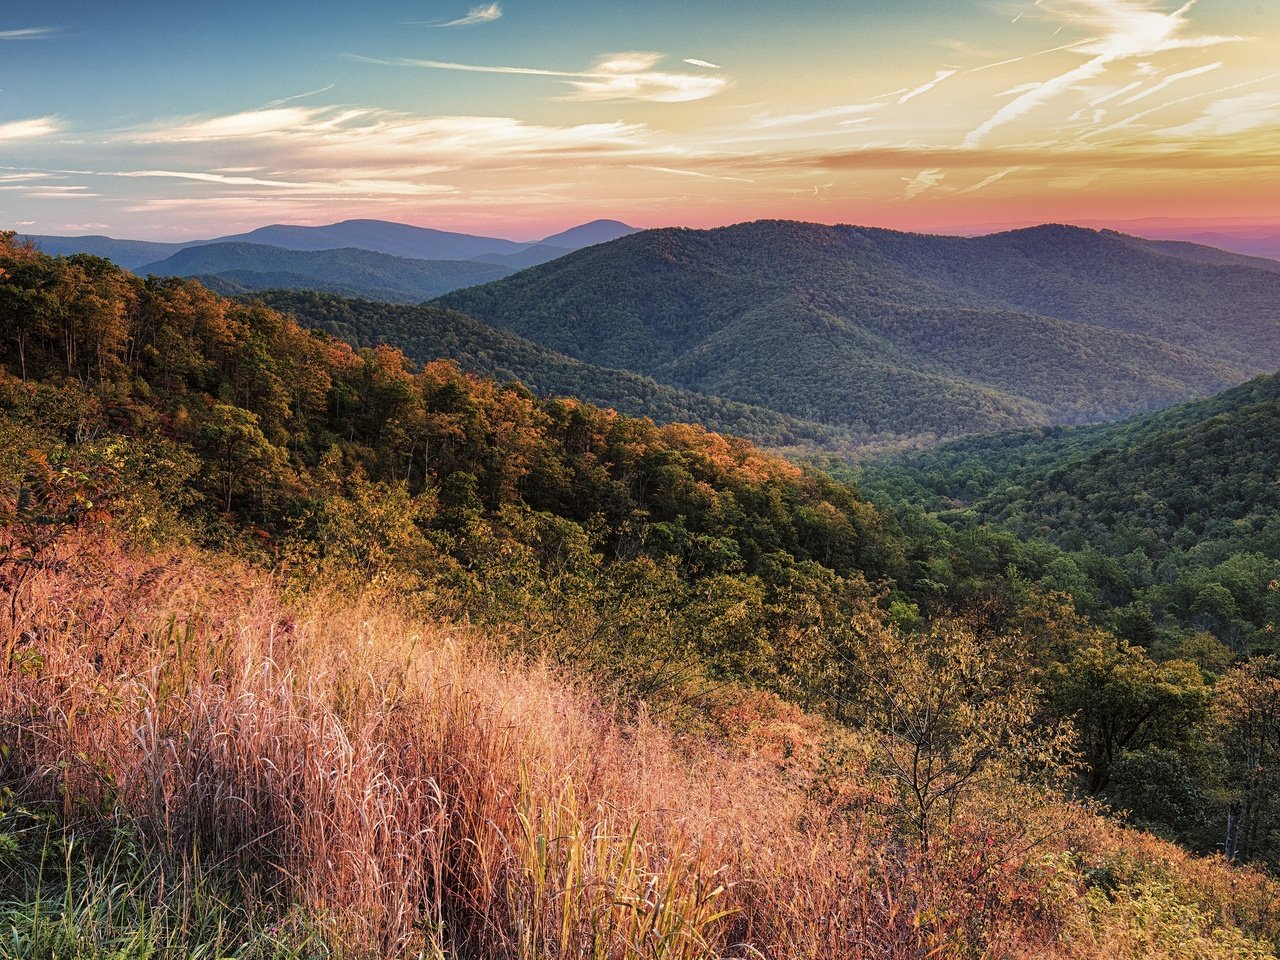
[861,371,1280,655]
[255,289,852,449]
[7,231,1280,958]
[440,220,1280,444]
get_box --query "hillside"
[20,233,186,269]
[202,218,522,259]
[440,221,1280,444]
[860,370,1280,653]
[539,218,640,247]
[1183,231,1280,261]
[256,289,852,449]
[138,241,512,301]
[1107,231,1280,274]
[469,243,573,269]
[5,229,1280,955]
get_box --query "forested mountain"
[256,289,850,449]
[539,218,640,248]
[469,243,573,268]
[860,370,1280,654]
[6,231,1280,956]
[1108,231,1280,274]
[137,242,512,301]
[1182,230,1280,261]
[441,220,1280,445]
[21,233,186,269]
[202,218,528,260]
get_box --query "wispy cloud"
[967,38,1099,74]
[428,3,503,27]
[349,52,728,102]
[903,167,945,198]
[684,58,721,69]
[1118,60,1221,104]
[0,117,61,140]
[128,105,651,159]
[1162,90,1280,137]
[111,168,457,197]
[264,83,337,108]
[1082,73,1277,140]
[963,0,1245,147]
[898,70,956,104]
[631,165,755,183]
[956,167,1025,194]
[746,103,883,130]
[0,27,54,40]
[0,184,99,199]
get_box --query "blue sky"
[3,1,1278,239]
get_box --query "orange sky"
[2,0,1278,239]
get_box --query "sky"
[1,0,1278,240]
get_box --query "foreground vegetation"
[3,231,1280,955]
[4,536,1278,959]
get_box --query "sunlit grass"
[1,533,1276,958]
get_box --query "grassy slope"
[2,535,1277,959]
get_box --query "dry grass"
[1,533,1276,959]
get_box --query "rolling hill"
[137,242,512,302]
[859,370,1280,655]
[199,219,529,260]
[862,370,1280,561]
[538,218,640,248]
[439,220,1280,445]
[17,218,639,272]
[251,289,851,450]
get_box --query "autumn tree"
[855,617,1070,849]
[1213,657,1280,863]
[197,403,288,513]
[1046,628,1209,794]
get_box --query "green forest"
[438,220,1280,445]
[3,232,1280,957]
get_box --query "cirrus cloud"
[0,117,61,140]
[413,3,503,28]
[0,27,55,40]
[349,51,728,103]
[963,0,1245,148]
[1162,90,1280,137]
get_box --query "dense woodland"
[3,232,1280,956]
[860,373,1280,650]
[439,220,1280,445]
[257,289,851,450]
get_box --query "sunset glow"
[2,0,1278,239]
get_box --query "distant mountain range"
[437,220,1280,446]
[20,218,640,271]
[136,243,513,303]
[1096,219,1280,262]
[20,216,1280,450]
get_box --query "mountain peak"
[538,219,640,249]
